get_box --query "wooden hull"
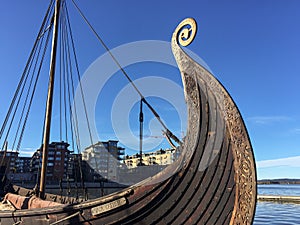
[0,18,256,224]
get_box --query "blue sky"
[0,0,299,179]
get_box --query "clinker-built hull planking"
[0,18,256,225]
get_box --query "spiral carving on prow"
[173,18,197,47]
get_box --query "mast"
[139,99,143,166]
[39,0,61,199]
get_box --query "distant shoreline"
[258,179,300,185]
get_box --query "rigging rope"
[16,23,54,152]
[64,3,98,192]
[3,42,39,150]
[61,13,69,143]
[65,3,94,148]
[63,2,87,193]
[11,18,53,150]
[1,3,55,152]
[59,13,63,142]
[0,0,54,143]
[71,0,182,146]
[0,0,55,187]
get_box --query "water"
[258,184,300,196]
[47,184,300,224]
[254,184,300,225]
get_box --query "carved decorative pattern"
[173,18,197,47]
[171,18,256,224]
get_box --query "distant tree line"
[258,178,300,185]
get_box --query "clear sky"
[0,0,299,180]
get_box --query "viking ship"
[0,0,256,224]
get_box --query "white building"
[82,140,125,181]
[124,148,176,169]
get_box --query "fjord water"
[254,184,300,225]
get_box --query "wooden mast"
[139,99,143,166]
[39,0,61,199]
